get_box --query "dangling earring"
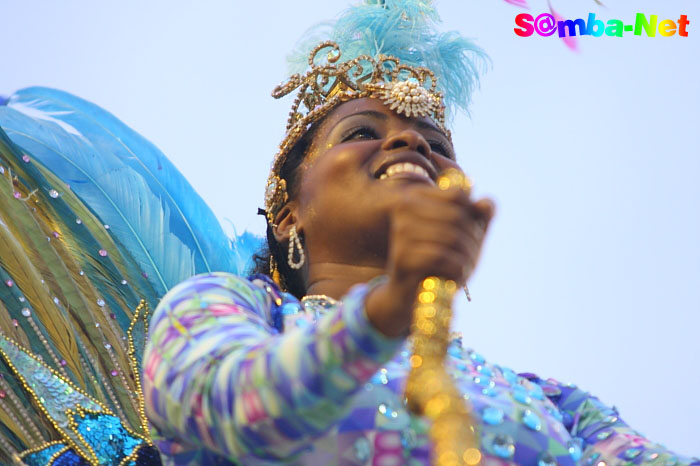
[287,225,305,269]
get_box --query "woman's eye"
[429,140,451,157]
[341,127,378,142]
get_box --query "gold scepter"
[405,168,481,466]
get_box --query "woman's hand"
[365,183,495,337]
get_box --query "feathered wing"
[0,88,262,465]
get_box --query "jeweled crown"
[264,40,448,224]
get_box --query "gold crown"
[264,40,449,224]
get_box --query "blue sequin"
[73,411,143,465]
[469,351,485,364]
[482,407,504,425]
[522,409,542,431]
[625,447,643,459]
[512,385,532,405]
[568,440,583,461]
[23,443,66,466]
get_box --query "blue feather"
[0,87,260,292]
[287,0,490,122]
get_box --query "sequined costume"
[143,272,698,466]
[0,87,259,465]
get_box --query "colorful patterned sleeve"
[524,374,699,465]
[142,272,405,462]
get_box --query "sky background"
[2,0,698,456]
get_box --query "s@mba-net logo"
[515,13,690,38]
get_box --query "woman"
[141,2,698,465]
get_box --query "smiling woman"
[0,0,697,465]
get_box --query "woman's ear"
[272,201,301,244]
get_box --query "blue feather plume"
[0,87,261,293]
[287,0,490,122]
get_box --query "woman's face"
[286,97,464,268]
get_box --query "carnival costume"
[0,1,697,465]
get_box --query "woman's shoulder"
[152,272,294,331]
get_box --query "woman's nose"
[381,129,431,158]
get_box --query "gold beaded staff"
[405,168,481,466]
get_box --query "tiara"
[263,40,449,224]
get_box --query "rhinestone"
[482,407,504,425]
[49,189,59,198]
[104,224,110,229]
[98,249,108,257]
[353,436,371,462]
[0,390,5,399]
[469,351,485,364]
[12,319,18,327]
[13,191,21,199]
[646,453,660,461]
[482,387,498,397]
[21,308,31,317]
[596,430,612,441]
[585,453,601,466]
[0,166,3,174]
[326,49,340,61]
[624,448,642,459]
[79,270,84,276]
[110,370,118,376]
[53,297,59,304]
[490,434,515,459]
[603,414,618,424]
[522,409,542,431]
[22,154,30,163]
[4,280,13,287]
[512,385,532,405]
[52,231,60,238]
[477,365,493,377]
[18,297,25,302]
[96,299,105,307]
[538,452,558,466]
[95,323,100,328]
[104,343,112,349]
[75,218,82,224]
[60,359,67,366]
[120,279,127,285]
[568,441,582,461]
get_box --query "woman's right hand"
[365,182,495,338]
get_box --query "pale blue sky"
[2,0,698,456]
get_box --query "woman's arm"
[142,272,404,462]
[524,374,699,465]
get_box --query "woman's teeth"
[379,162,432,182]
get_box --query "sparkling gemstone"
[512,385,532,405]
[477,365,493,377]
[96,299,105,307]
[469,351,485,364]
[603,414,618,424]
[98,249,108,257]
[60,359,67,366]
[482,407,504,425]
[538,452,558,466]
[21,308,31,317]
[13,191,21,199]
[0,390,5,399]
[76,218,82,224]
[624,448,642,459]
[52,231,60,238]
[646,453,660,461]
[568,441,583,461]
[327,49,340,61]
[4,280,13,287]
[95,323,100,328]
[596,430,612,441]
[110,370,118,376]
[79,270,85,276]
[482,387,498,397]
[53,297,59,304]
[49,189,59,198]
[104,343,112,349]
[522,409,542,431]
[11,319,18,327]
[104,224,110,230]
[18,297,25,302]
[22,154,30,163]
[0,166,4,174]
[120,279,127,285]
[490,434,515,459]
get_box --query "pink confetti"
[503,0,529,8]
[549,1,579,52]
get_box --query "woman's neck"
[304,262,385,300]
